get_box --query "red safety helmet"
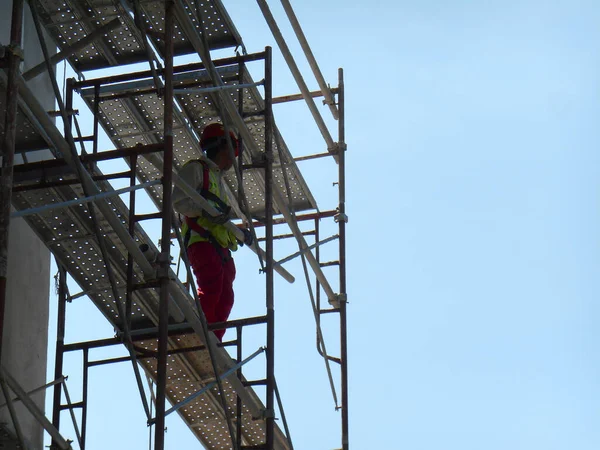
[200,122,239,156]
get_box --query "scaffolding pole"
[0,0,24,370]
[278,0,339,119]
[265,46,276,450]
[154,1,175,448]
[51,264,67,450]
[338,68,349,450]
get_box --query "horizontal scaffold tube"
[172,80,264,95]
[11,180,160,218]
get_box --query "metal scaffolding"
[0,1,348,449]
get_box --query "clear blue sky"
[47,1,600,449]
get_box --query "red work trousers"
[187,241,236,341]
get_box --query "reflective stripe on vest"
[181,160,238,251]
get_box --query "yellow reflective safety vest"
[181,160,238,251]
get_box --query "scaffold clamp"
[3,43,24,61]
[329,142,347,154]
[139,243,158,264]
[258,408,276,420]
[323,97,335,107]
[155,252,171,277]
[251,152,268,167]
[334,212,348,223]
[329,293,347,308]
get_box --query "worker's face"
[216,143,235,171]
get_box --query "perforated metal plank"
[134,0,241,56]
[10,168,290,449]
[78,63,317,218]
[30,0,145,71]
[30,0,241,72]
[137,335,276,449]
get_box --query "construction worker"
[173,122,252,341]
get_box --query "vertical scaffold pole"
[65,79,74,143]
[0,0,24,365]
[155,2,175,449]
[337,68,349,450]
[236,56,245,450]
[236,325,243,449]
[264,46,275,450]
[81,348,89,449]
[315,218,321,345]
[93,84,100,155]
[51,265,67,450]
[126,154,138,329]
[237,55,245,208]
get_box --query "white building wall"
[3,217,50,449]
[1,2,54,448]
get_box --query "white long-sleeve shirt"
[172,160,227,217]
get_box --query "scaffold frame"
[0,1,348,449]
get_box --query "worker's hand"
[239,228,253,247]
[202,205,231,225]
